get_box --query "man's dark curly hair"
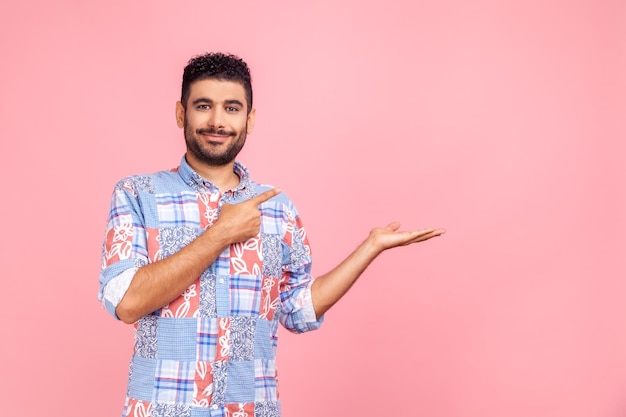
[181,52,253,113]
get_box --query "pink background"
[1,1,624,416]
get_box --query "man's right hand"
[212,188,282,245]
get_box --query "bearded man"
[99,52,445,417]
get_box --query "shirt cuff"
[101,267,137,316]
[296,281,318,324]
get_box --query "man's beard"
[184,119,247,167]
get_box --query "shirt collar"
[178,155,252,195]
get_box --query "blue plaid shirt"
[99,156,322,417]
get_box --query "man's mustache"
[196,127,236,137]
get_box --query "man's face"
[177,79,255,167]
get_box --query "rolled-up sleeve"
[278,206,323,333]
[98,178,149,319]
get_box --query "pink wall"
[1,1,624,416]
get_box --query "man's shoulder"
[113,166,180,195]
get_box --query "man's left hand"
[368,222,445,252]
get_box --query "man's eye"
[197,104,210,110]
[226,106,240,112]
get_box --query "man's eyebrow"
[191,97,213,106]
[224,99,244,108]
[191,98,245,108]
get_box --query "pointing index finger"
[251,188,282,205]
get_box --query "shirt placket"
[213,189,233,319]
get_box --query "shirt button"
[212,405,219,409]
[219,278,225,284]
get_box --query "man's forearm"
[115,227,229,324]
[310,238,381,318]
[114,188,282,324]
[310,224,445,319]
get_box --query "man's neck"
[185,153,240,192]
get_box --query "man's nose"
[207,108,224,128]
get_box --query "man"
[99,52,445,417]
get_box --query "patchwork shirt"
[99,156,322,417]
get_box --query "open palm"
[369,222,445,251]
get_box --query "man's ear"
[246,108,256,134]
[175,101,185,128]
